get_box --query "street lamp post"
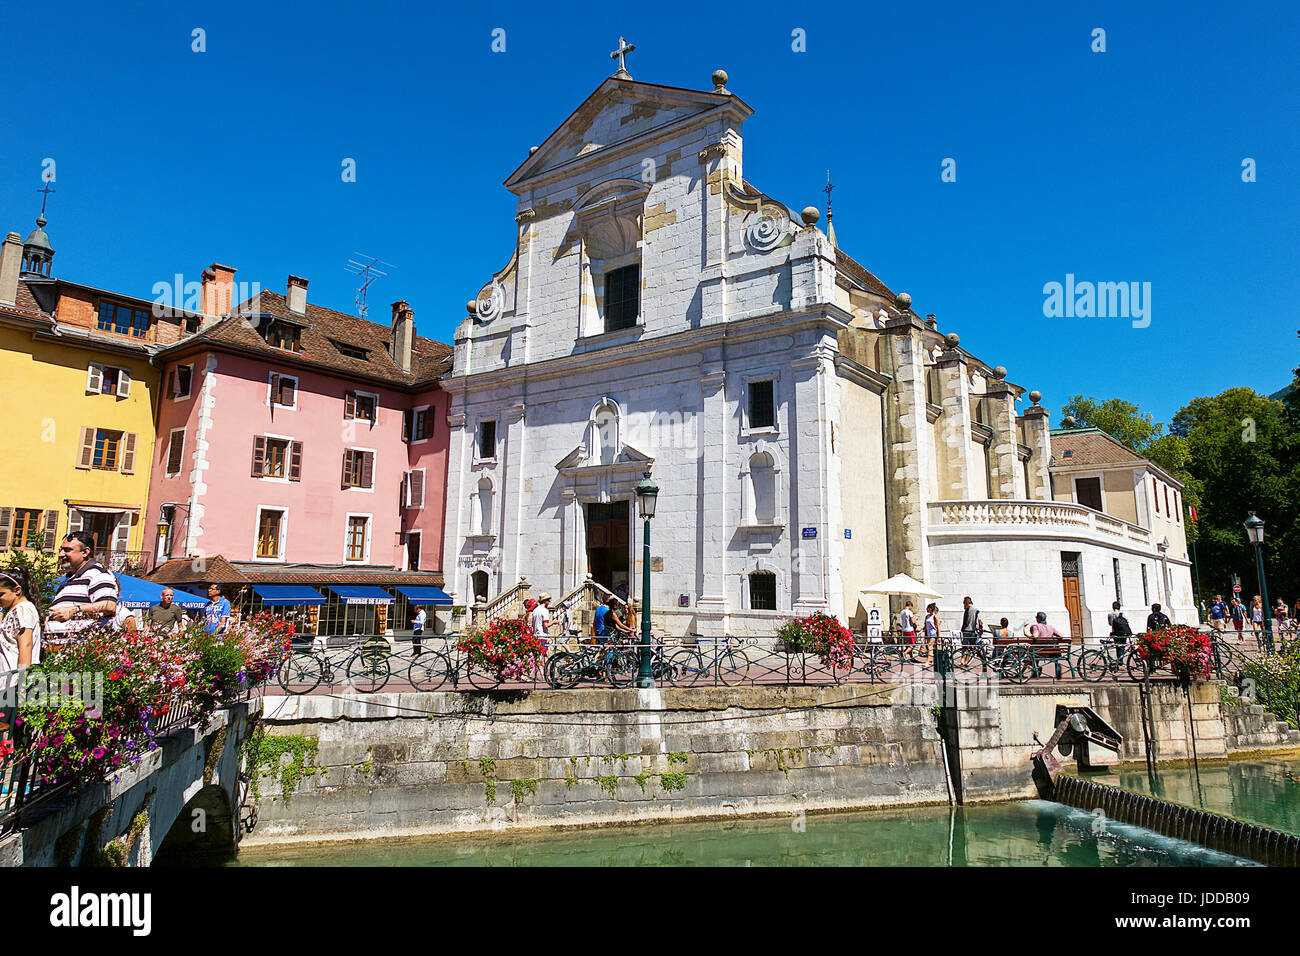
[634,471,659,688]
[1243,512,1273,652]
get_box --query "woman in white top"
[0,568,41,672]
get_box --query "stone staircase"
[1222,697,1300,750]
[467,574,616,633]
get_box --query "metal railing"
[264,629,1279,697]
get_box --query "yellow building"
[0,217,195,569]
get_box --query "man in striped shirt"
[46,531,118,635]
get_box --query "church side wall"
[836,377,890,628]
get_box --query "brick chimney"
[391,299,414,373]
[201,263,237,317]
[0,232,22,305]
[287,275,309,315]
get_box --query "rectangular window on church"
[749,380,775,429]
[478,420,496,460]
[749,571,776,611]
[603,264,640,332]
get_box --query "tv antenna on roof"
[345,254,394,319]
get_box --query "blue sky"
[2,0,1296,424]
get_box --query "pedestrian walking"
[1230,598,1246,638]
[899,600,917,645]
[1107,601,1133,648]
[1208,594,1227,633]
[959,596,982,649]
[204,584,231,635]
[924,603,940,642]
[1146,603,1171,633]
[1251,595,1265,635]
[45,531,118,638]
[412,605,426,655]
[530,592,553,645]
[147,588,185,633]
[0,567,41,671]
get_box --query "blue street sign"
[844,529,852,539]
[802,527,817,539]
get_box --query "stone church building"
[440,62,1194,637]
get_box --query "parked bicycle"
[548,640,640,689]
[668,635,751,686]
[277,637,393,694]
[1075,638,1146,682]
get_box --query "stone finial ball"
[801,206,820,226]
[1063,415,1077,428]
[1028,390,1042,405]
[992,366,1007,380]
[944,332,960,350]
[895,292,912,310]
[712,69,728,88]
[466,300,478,315]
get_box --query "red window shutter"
[400,473,408,507]
[251,435,266,478]
[345,392,356,419]
[43,509,59,550]
[289,441,303,481]
[281,377,295,406]
[0,508,11,549]
[411,470,425,508]
[168,431,185,475]
[341,449,352,488]
[167,368,176,398]
[77,427,95,469]
[403,408,413,443]
[361,451,374,489]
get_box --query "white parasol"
[859,573,942,599]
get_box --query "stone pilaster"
[1020,396,1052,500]
[501,402,527,585]
[934,351,974,500]
[695,366,729,621]
[442,410,468,602]
[984,380,1019,499]
[881,312,931,582]
[789,345,837,617]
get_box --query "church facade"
[441,65,1195,637]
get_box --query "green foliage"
[478,755,496,776]
[1241,643,1300,728]
[659,772,687,792]
[510,778,538,804]
[485,780,496,803]
[1063,396,1163,452]
[594,775,618,797]
[634,771,651,793]
[667,751,688,765]
[242,725,319,804]
[0,547,60,614]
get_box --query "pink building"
[146,271,452,634]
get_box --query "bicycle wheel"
[668,649,705,686]
[548,652,584,689]
[406,651,452,691]
[1078,649,1111,683]
[998,648,1030,683]
[1126,650,1151,682]
[605,648,639,688]
[278,651,323,694]
[465,659,501,690]
[346,647,391,693]
[717,648,751,686]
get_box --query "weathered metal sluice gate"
[1031,704,1300,867]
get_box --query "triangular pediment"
[555,440,655,473]
[505,77,751,190]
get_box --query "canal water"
[233,757,1297,867]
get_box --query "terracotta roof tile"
[835,249,895,298]
[161,290,452,389]
[1050,429,1147,467]
[147,555,249,585]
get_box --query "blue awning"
[394,586,453,606]
[328,585,394,605]
[101,574,207,609]
[253,585,328,606]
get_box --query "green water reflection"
[1090,754,1300,837]
[234,799,1258,867]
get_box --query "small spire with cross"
[610,36,636,79]
[36,181,56,224]
[823,170,837,248]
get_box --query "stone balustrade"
[927,499,1151,546]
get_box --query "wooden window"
[96,302,114,332]
[256,509,284,559]
[269,373,296,407]
[1075,477,1103,512]
[413,408,429,441]
[478,420,496,460]
[172,364,193,399]
[131,309,149,337]
[405,470,425,508]
[603,264,640,332]
[264,321,301,352]
[252,437,302,480]
[345,516,369,562]
[341,449,373,489]
[749,571,777,611]
[11,509,43,550]
[42,508,59,550]
[345,391,377,423]
[332,340,369,360]
[263,439,289,478]
[92,429,122,470]
[95,301,149,337]
[167,429,185,476]
[749,380,775,429]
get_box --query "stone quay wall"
[244,681,1298,845]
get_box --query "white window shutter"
[116,367,132,398]
[113,514,131,553]
[86,363,102,393]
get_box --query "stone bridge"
[0,700,260,867]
